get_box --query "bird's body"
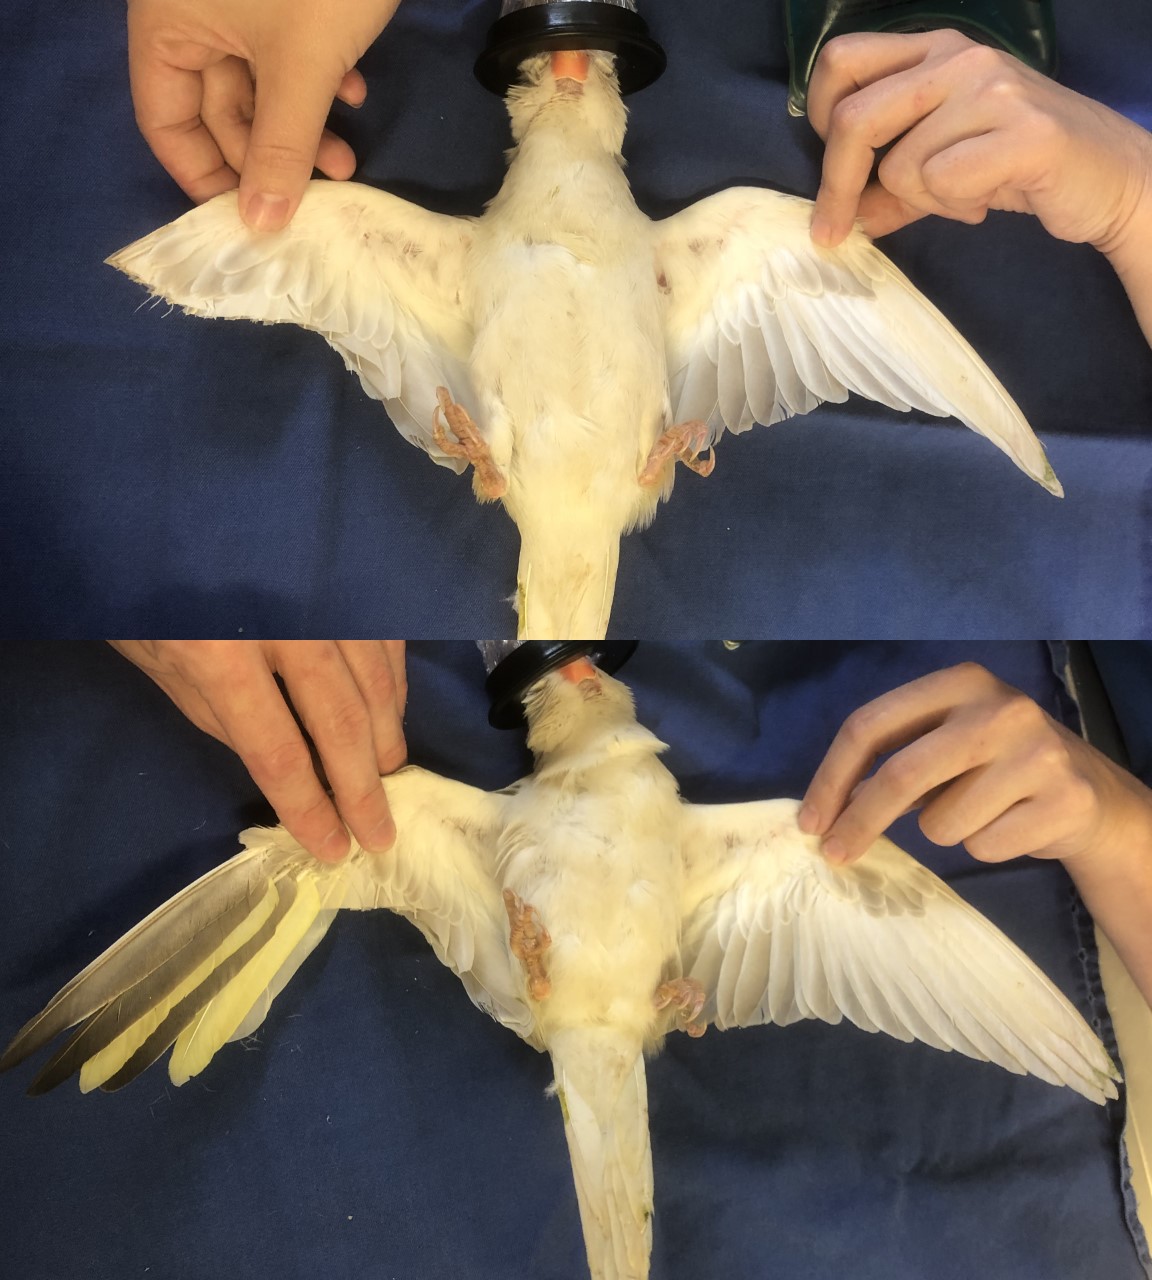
[501,689,680,1040]
[107,52,1061,639]
[469,65,669,629]
[1,656,1121,1280]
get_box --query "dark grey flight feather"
[27,875,300,1096]
[1,850,274,1074]
[24,886,274,1095]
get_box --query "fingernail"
[365,817,396,854]
[318,826,350,862]
[798,803,819,834]
[810,212,834,247]
[822,835,846,864]
[245,192,290,232]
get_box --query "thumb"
[855,181,928,240]
[239,47,346,232]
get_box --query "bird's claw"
[434,387,508,500]
[654,978,707,1038]
[504,889,552,1001]
[639,421,716,486]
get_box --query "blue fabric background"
[1,2,1151,638]
[1,642,1147,1278]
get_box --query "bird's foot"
[433,387,508,500]
[504,890,552,1001]
[639,421,715,487]
[654,978,707,1038]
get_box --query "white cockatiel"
[2,655,1120,1280]
[106,48,1061,640]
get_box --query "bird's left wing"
[653,187,1061,494]
[1,766,533,1095]
[107,180,477,470]
[678,797,1119,1103]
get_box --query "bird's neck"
[531,721,668,782]
[497,111,630,218]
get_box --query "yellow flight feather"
[169,876,324,1086]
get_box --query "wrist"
[1092,126,1152,342]
[1060,765,1152,894]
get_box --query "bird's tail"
[549,1026,654,1280]
[515,528,621,641]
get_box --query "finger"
[278,643,396,853]
[337,641,408,775]
[800,664,1001,836]
[808,31,951,138]
[915,131,1043,215]
[812,64,954,246]
[855,181,929,238]
[239,44,348,231]
[315,128,358,181]
[821,720,998,863]
[871,109,1005,227]
[383,641,408,718]
[336,68,368,108]
[961,795,1080,863]
[199,57,255,178]
[915,755,1039,848]
[212,662,349,862]
[129,57,238,202]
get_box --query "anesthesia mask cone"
[477,641,638,728]
[475,0,666,96]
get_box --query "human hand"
[806,29,1152,259]
[798,661,1152,871]
[126,0,403,231]
[109,640,407,861]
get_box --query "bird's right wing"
[107,181,478,470]
[1,766,534,1096]
[678,798,1119,1104]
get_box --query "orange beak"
[551,50,590,82]
[558,656,599,684]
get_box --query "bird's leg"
[433,387,508,500]
[654,977,707,1038]
[504,889,552,1001]
[639,421,716,486]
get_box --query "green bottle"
[785,0,1057,116]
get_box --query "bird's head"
[505,50,627,154]
[522,657,639,758]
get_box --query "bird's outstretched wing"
[677,798,1118,1103]
[1,766,533,1095]
[107,181,477,470]
[652,187,1061,495]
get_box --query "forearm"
[1062,775,1152,1008]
